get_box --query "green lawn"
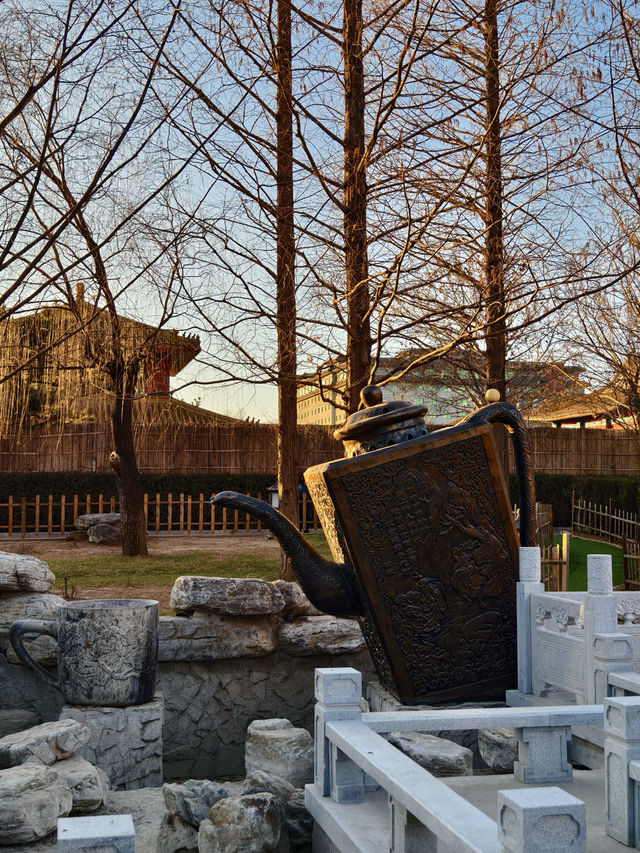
[49,532,331,591]
[47,530,620,597]
[562,535,623,590]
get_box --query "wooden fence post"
[35,495,40,537]
[60,495,66,535]
[20,497,26,541]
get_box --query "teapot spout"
[211,492,363,617]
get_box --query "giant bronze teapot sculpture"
[213,386,536,704]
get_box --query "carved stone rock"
[53,754,109,813]
[198,793,288,853]
[0,720,90,768]
[87,523,122,545]
[477,727,518,772]
[163,779,229,827]
[170,577,285,616]
[74,512,121,530]
[0,552,54,592]
[277,615,365,655]
[387,732,473,776]
[0,764,72,845]
[244,719,313,789]
[60,695,163,790]
[159,614,277,661]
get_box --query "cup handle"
[9,619,58,687]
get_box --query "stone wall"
[0,562,375,781]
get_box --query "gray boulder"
[198,793,288,852]
[244,772,312,850]
[0,764,72,845]
[0,709,40,739]
[477,727,518,772]
[158,811,199,852]
[74,512,121,529]
[163,779,229,827]
[387,732,473,777]
[272,581,309,619]
[0,592,64,633]
[1,592,64,665]
[0,552,54,592]
[277,615,365,655]
[244,720,313,790]
[170,577,285,616]
[53,754,109,813]
[0,720,90,768]
[87,523,122,545]
[159,614,277,661]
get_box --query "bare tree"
[0,0,197,555]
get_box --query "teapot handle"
[461,402,536,547]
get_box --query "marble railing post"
[604,695,640,844]
[389,799,437,853]
[313,667,363,799]
[497,788,586,853]
[517,547,544,695]
[584,555,632,704]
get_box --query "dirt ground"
[0,534,282,611]
[0,533,281,561]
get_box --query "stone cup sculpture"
[10,599,159,707]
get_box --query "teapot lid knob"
[334,383,427,444]
[485,388,501,403]
[361,385,383,408]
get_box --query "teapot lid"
[334,385,428,442]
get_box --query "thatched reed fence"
[509,426,640,475]
[1,422,640,476]
[0,422,337,475]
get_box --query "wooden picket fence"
[0,492,321,539]
[540,532,570,592]
[571,495,640,544]
[624,539,640,589]
[570,494,640,589]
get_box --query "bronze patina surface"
[212,385,536,705]
[306,422,520,703]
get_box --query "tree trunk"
[343,0,370,414]
[110,389,148,558]
[483,0,506,404]
[483,0,509,481]
[276,0,298,581]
